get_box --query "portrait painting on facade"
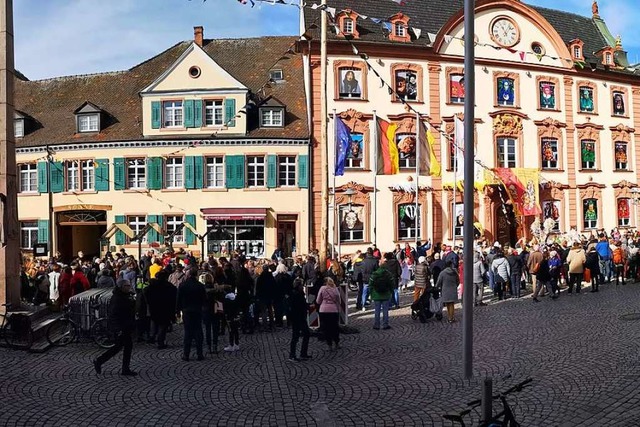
[617,198,630,222]
[541,139,557,168]
[581,141,596,168]
[497,78,515,106]
[395,70,418,101]
[539,82,555,109]
[339,69,362,99]
[396,134,417,159]
[542,200,560,231]
[339,205,364,241]
[347,133,364,165]
[453,203,464,237]
[583,199,598,226]
[615,142,627,169]
[613,92,625,116]
[579,87,594,112]
[450,75,465,103]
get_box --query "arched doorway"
[55,207,108,261]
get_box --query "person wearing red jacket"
[70,264,90,296]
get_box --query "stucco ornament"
[492,114,523,137]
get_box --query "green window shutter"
[95,159,109,191]
[146,157,162,190]
[194,156,204,189]
[37,162,48,193]
[156,215,165,244]
[184,100,195,128]
[224,98,236,127]
[151,101,161,129]
[184,156,195,189]
[37,220,49,244]
[147,215,158,243]
[235,155,245,188]
[225,155,236,189]
[267,155,277,188]
[114,215,126,245]
[185,214,196,245]
[114,158,125,190]
[194,100,203,127]
[298,155,308,188]
[50,161,64,193]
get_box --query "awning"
[201,208,267,220]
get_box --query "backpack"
[613,248,624,266]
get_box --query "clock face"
[490,17,519,47]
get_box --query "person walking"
[436,260,460,323]
[585,246,601,292]
[288,278,311,361]
[612,241,626,285]
[506,248,524,298]
[595,234,612,283]
[491,249,511,301]
[223,287,241,352]
[315,277,341,350]
[527,245,544,298]
[413,256,430,303]
[472,251,487,306]
[93,279,137,376]
[176,267,206,361]
[144,270,177,349]
[532,251,551,303]
[274,263,294,327]
[369,264,394,330]
[566,242,587,294]
[359,248,379,310]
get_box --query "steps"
[1,304,60,353]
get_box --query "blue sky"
[14,0,640,80]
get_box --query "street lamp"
[337,187,357,260]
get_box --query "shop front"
[201,208,267,258]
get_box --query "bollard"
[481,377,493,422]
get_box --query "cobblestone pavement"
[3,282,640,426]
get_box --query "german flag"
[377,118,399,175]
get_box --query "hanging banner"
[513,168,541,216]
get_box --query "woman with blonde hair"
[315,277,341,350]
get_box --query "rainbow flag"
[377,118,399,175]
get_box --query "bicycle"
[46,303,115,349]
[443,378,533,427]
[0,303,34,350]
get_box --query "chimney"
[194,26,204,47]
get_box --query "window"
[448,137,458,171]
[128,215,147,244]
[260,108,284,127]
[542,201,560,232]
[450,74,465,104]
[269,69,284,81]
[338,67,363,99]
[346,133,364,169]
[205,100,224,126]
[394,22,406,38]
[618,199,631,227]
[396,133,416,169]
[339,205,364,242]
[398,203,421,240]
[20,221,38,249]
[394,70,418,101]
[615,142,628,170]
[127,158,146,189]
[541,138,558,169]
[583,198,598,229]
[531,42,545,56]
[497,138,516,168]
[573,46,582,59]
[453,203,464,238]
[342,18,354,34]
[164,157,184,189]
[539,82,556,109]
[247,156,265,187]
[580,140,596,169]
[278,155,296,187]
[78,114,99,132]
[165,215,185,244]
[613,91,626,116]
[163,101,183,128]
[14,119,24,138]
[19,163,37,193]
[205,157,224,188]
[497,77,515,106]
[579,87,595,112]
[65,160,94,192]
[605,52,613,65]
[207,219,265,256]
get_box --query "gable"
[141,42,248,94]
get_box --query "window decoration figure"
[497,78,515,106]
[339,69,362,99]
[613,92,625,116]
[579,87,594,112]
[539,82,555,109]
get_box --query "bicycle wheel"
[91,319,115,349]
[4,316,34,350]
[46,318,75,346]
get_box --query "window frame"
[269,69,284,81]
[127,215,148,244]
[494,74,518,108]
[260,108,285,127]
[496,137,517,168]
[617,198,631,227]
[540,137,559,170]
[395,132,417,170]
[14,119,24,138]
[65,159,94,192]
[614,141,628,171]
[277,155,297,187]
[577,81,598,115]
[536,76,560,111]
[205,156,225,189]
[338,204,365,243]
[610,86,629,118]
[397,203,422,241]
[333,60,368,101]
[583,198,598,230]
[19,163,37,193]
[204,99,224,127]
[342,18,354,34]
[164,214,185,244]
[164,157,184,189]
[394,22,406,38]
[162,100,184,128]
[77,113,100,133]
[20,220,38,250]
[247,155,266,188]
[446,66,465,105]
[127,158,147,190]
[580,139,597,170]
[390,63,423,103]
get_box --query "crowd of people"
[17,226,640,374]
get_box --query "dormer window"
[569,39,585,62]
[337,10,359,39]
[342,18,354,34]
[388,13,411,43]
[14,119,23,138]
[260,108,284,127]
[574,46,581,59]
[269,69,284,82]
[74,101,104,133]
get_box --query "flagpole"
[415,111,420,247]
[452,131,457,247]
[373,110,378,246]
[319,0,329,264]
[333,108,338,261]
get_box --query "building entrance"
[56,210,107,262]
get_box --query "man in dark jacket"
[302,256,317,286]
[288,278,311,361]
[382,252,402,309]
[360,248,379,310]
[144,270,177,349]
[176,267,207,361]
[94,279,137,376]
[506,249,524,298]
